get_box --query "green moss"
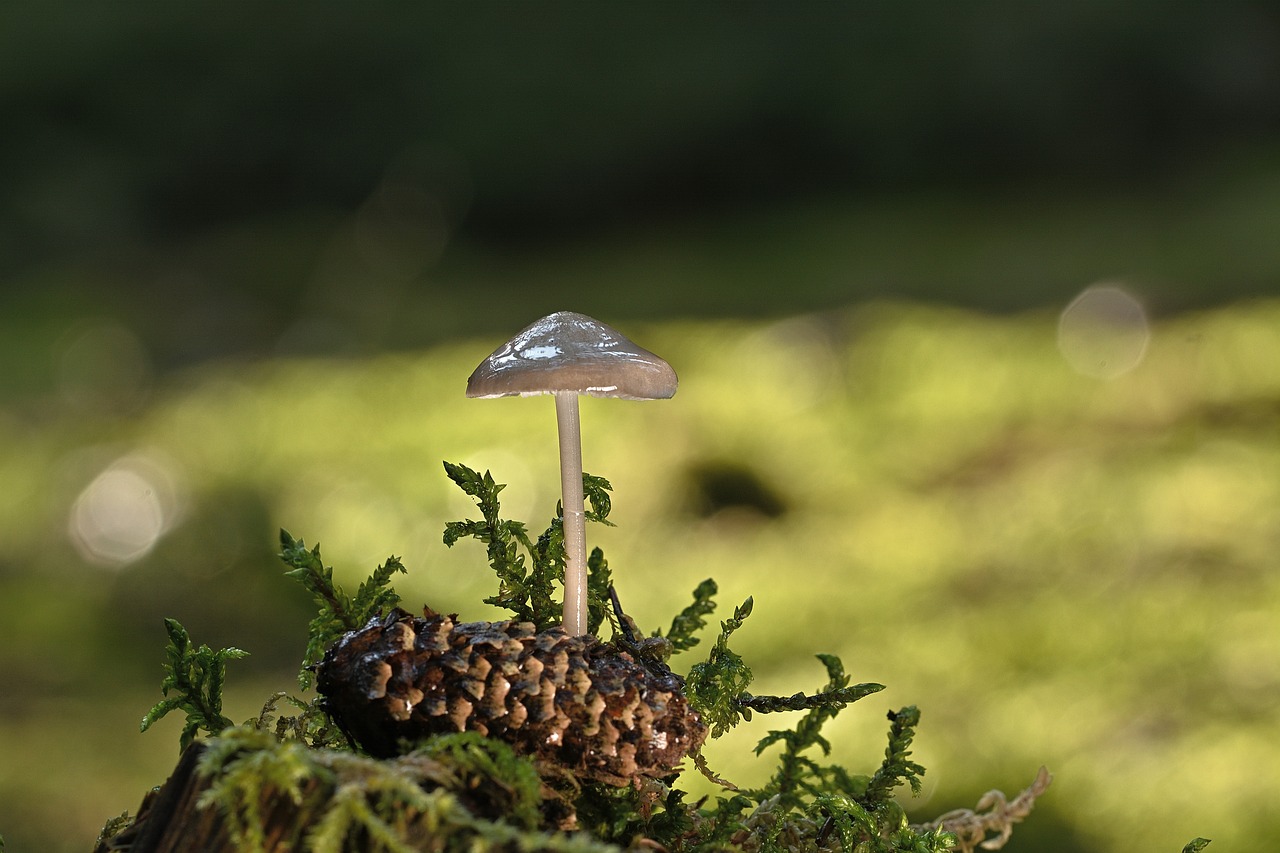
[194,727,614,853]
[139,617,249,752]
[279,528,406,690]
[441,461,616,633]
[110,463,1080,852]
[684,597,756,739]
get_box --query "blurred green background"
[2,4,1278,851]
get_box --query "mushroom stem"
[555,390,588,635]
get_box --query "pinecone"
[316,608,708,785]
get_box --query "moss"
[198,727,614,853]
[101,462,1083,852]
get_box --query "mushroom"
[466,311,677,636]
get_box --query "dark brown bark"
[94,743,234,852]
[95,741,352,852]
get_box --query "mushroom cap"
[466,311,677,400]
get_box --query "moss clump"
[100,462,1071,852]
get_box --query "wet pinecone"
[316,608,708,785]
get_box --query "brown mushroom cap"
[466,311,677,401]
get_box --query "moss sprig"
[139,617,248,752]
[279,528,405,689]
[810,791,956,853]
[657,578,718,653]
[684,597,756,738]
[865,706,927,803]
[442,461,616,634]
[696,704,956,853]
[443,462,552,627]
[255,691,348,750]
[750,655,885,808]
[585,546,614,635]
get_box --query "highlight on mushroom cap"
[466,311,678,401]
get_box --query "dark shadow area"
[683,459,788,521]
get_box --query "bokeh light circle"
[1057,284,1150,379]
[68,452,182,567]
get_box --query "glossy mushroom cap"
[466,311,677,400]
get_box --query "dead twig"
[915,766,1052,852]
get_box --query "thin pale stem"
[555,391,587,635]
